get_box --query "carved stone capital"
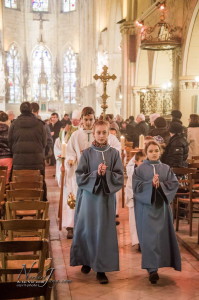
[120,21,135,35]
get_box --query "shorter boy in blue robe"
[133,140,181,284]
[70,120,124,284]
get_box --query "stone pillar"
[0,1,5,111]
[120,21,135,119]
[179,76,199,126]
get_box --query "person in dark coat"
[0,111,12,182]
[70,120,124,284]
[133,141,181,284]
[8,102,47,199]
[132,114,149,147]
[161,122,188,167]
[169,110,187,137]
[49,112,62,166]
[149,117,170,145]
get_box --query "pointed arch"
[6,43,21,103]
[31,44,52,102]
[63,45,78,104]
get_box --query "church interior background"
[0,0,199,125]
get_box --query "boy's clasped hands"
[98,163,107,176]
[152,174,159,188]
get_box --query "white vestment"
[54,138,62,187]
[62,129,122,228]
[125,156,139,246]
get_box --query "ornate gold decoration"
[67,192,76,209]
[140,10,181,51]
[139,88,173,116]
[93,65,117,118]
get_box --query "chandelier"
[140,4,182,51]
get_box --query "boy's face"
[109,129,117,136]
[82,114,95,130]
[93,125,109,144]
[135,156,146,166]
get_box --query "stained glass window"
[6,44,21,103]
[62,0,76,12]
[32,0,48,12]
[63,47,77,104]
[32,45,52,102]
[5,0,17,9]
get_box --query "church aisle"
[46,166,199,300]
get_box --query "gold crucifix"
[93,65,117,118]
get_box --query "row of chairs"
[0,168,52,299]
[173,163,199,243]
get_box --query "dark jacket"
[0,123,12,158]
[132,121,149,147]
[49,120,62,143]
[8,113,47,170]
[161,133,188,167]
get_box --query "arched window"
[63,47,77,104]
[6,44,21,103]
[62,0,76,12]
[32,0,48,12]
[5,0,17,9]
[32,45,52,102]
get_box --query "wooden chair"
[12,169,40,179]
[13,174,43,183]
[0,239,51,282]
[176,172,199,236]
[10,181,43,190]
[6,189,43,202]
[0,219,50,241]
[191,155,199,163]
[0,281,52,300]
[6,201,49,220]
[0,176,6,219]
[172,168,197,220]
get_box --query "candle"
[61,142,67,158]
[139,134,144,149]
[120,135,125,150]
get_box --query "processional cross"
[93,65,117,118]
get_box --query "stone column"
[179,76,199,126]
[0,1,5,111]
[120,21,135,119]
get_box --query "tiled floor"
[46,166,199,300]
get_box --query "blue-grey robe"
[70,144,124,272]
[133,160,181,271]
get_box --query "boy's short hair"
[81,107,95,118]
[31,102,40,113]
[93,120,109,132]
[135,151,145,161]
[51,112,59,118]
[109,127,117,133]
[20,102,31,114]
[0,111,8,122]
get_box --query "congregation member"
[148,113,160,132]
[132,114,149,147]
[149,116,170,145]
[8,102,47,192]
[133,140,181,284]
[31,102,53,201]
[70,120,124,284]
[161,122,188,167]
[0,111,12,182]
[61,113,70,127]
[187,113,199,160]
[49,112,62,166]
